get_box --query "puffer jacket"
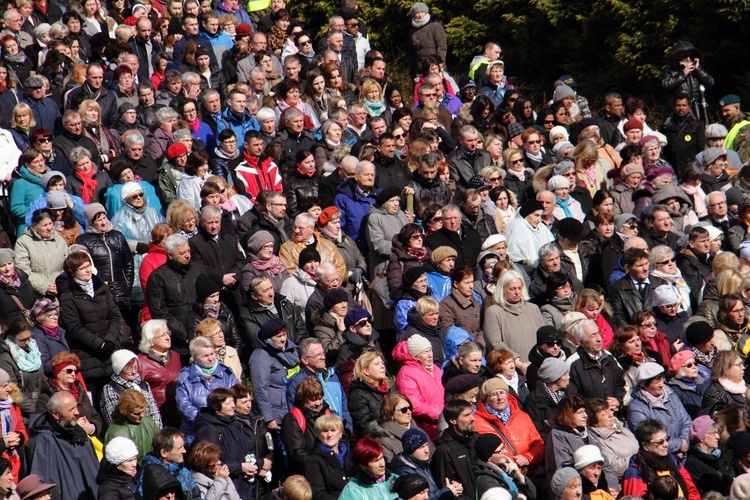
[271,128,316,173]
[0,341,46,417]
[392,340,444,441]
[0,268,35,327]
[666,376,709,419]
[348,378,391,437]
[14,226,67,298]
[627,384,691,455]
[59,275,125,381]
[385,236,432,294]
[333,179,379,247]
[175,361,239,443]
[248,337,299,426]
[75,227,135,308]
[685,445,734,496]
[9,166,44,236]
[279,267,318,310]
[186,302,241,352]
[285,170,320,217]
[398,307,446,367]
[474,394,545,471]
[426,269,452,303]
[96,461,137,500]
[661,41,714,119]
[281,402,331,475]
[187,227,245,286]
[137,349,182,426]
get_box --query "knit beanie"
[623,118,643,132]
[391,474,429,500]
[547,175,570,191]
[480,377,509,399]
[109,159,133,182]
[620,162,645,180]
[105,436,139,465]
[259,317,286,340]
[550,468,580,499]
[41,170,65,189]
[474,433,503,462]
[519,199,544,218]
[402,266,427,289]
[0,249,13,265]
[246,230,275,254]
[553,83,575,102]
[685,321,714,346]
[195,275,221,302]
[407,334,431,357]
[110,349,137,376]
[401,428,429,455]
[444,374,481,396]
[689,415,715,443]
[84,203,107,227]
[323,288,349,310]
[0,369,9,387]
[298,247,322,269]
[376,186,401,206]
[166,142,188,160]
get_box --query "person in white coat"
[505,199,555,268]
[548,175,585,222]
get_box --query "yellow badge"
[684,135,692,142]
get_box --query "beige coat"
[220,345,243,381]
[279,233,347,284]
[483,300,544,361]
[14,227,68,298]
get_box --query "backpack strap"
[290,406,306,433]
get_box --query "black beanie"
[298,247,321,269]
[376,186,402,206]
[195,275,221,302]
[519,199,544,218]
[474,434,503,462]
[402,266,427,289]
[685,321,714,346]
[391,474,429,499]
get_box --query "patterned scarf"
[203,303,220,319]
[0,271,20,289]
[406,246,428,260]
[693,345,716,368]
[543,382,565,404]
[251,255,287,275]
[5,338,41,372]
[215,344,227,365]
[483,401,511,425]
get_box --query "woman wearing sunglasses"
[374,392,434,463]
[666,351,710,420]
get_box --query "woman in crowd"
[139,223,175,322]
[0,249,34,327]
[685,415,734,496]
[311,122,342,173]
[303,413,350,500]
[10,149,47,237]
[620,418,700,499]
[177,151,210,211]
[9,103,34,152]
[587,398,638,479]
[0,317,45,418]
[195,318,242,381]
[491,186,517,234]
[193,388,258,498]
[367,187,410,280]
[573,289,615,351]
[339,436,397,500]
[441,341,484,386]
[176,336,239,444]
[686,321,717,382]
[398,296,445,367]
[66,147,112,205]
[666,351,710,419]
[548,175,585,221]
[166,200,200,238]
[393,335,444,442]
[701,349,749,411]
[696,268,742,329]
[648,245,691,315]
[375,393,434,464]
[137,319,182,427]
[439,266,482,347]
[486,348,529,405]
[79,99,118,169]
[29,299,69,377]
[387,224,432,297]
[188,275,241,351]
[242,231,289,293]
[100,349,162,428]
[349,349,391,437]
[279,247,319,311]
[188,440,241,500]
[608,325,659,402]
[502,148,534,205]
[317,207,366,295]
[633,309,672,366]
[312,288,349,362]
[59,251,125,393]
[96,436,140,500]
[103,389,160,463]
[231,384,274,495]
[389,427,459,500]
[540,272,576,331]
[275,79,321,131]
[281,377,332,475]
[714,294,749,352]
[610,163,644,215]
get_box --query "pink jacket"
[393,341,445,441]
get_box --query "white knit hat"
[111,349,138,376]
[573,444,604,470]
[547,175,570,191]
[105,436,138,465]
[653,285,680,308]
[120,181,143,202]
[407,334,431,358]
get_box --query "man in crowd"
[425,204,481,267]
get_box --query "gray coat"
[545,424,619,493]
[365,205,408,279]
[374,420,435,464]
[483,300,545,361]
[589,423,639,478]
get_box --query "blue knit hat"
[401,428,429,455]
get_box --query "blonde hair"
[11,103,35,129]
[359,78,382,102]
[78,99,102,126]
[717,270,742,296]
[314,413,344,434]
[280,475,312,500]
[195,318,222,338]
[415,296,439,316]
[166,199,199,232]
[492,270,528,307]
[353,350,389,388]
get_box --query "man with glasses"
[1,10,32,48]
[298,262,353,334]
[285,337,353,434]
[293,31,316,74]
[19,76,60,134]
[701,191,735,236]
[343,13,370,69]
[237,31,282,84]
[248,192,293,252]
[568,319,626,411]
[279,214,347,286]
[609,248,668,328]
[413,82,453,131]
[425,204,481,268]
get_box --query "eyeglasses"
[154,330,171,339]
[662,303,679,310]
[395,406,412,414]
[708,201,727,208]
[421,93,437,98]
[510,158,524,165]
[62,367,78,375]
[36,137,52,143]
[682,362,696,368]
[354,319,371,327]
[649,436,670,446]
[640,321,657,327]
[543,120,554,124]
[525,140,541,145]
[14,337,31,345]
[545,340,562,347]
[410,233,424,240]
[431,216,443,223]
[489,176,501,182]
[298,39,311,46]
[657,258,676,265]
[130,192,144,199]
[487,390,508,398]
[346,22,359,27]
[625,222,639,229]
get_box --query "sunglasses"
[682,362,696,368]
[543,120,554,125]
[395,406,412,414]
[431,216,443,223]
[510,159,524,165]
[410,233,424,240]
[62,367,78,374]
[393,133,405,139]
[354,319,371,327]
[36,137,52,143]
[657,258,676,265]
[640,321,657,327]
[526,140,541,145]
[649,436,670,446]
[298,40,311,46]
[130,192,144,199]
[545,340,562,347]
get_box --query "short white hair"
[573,319,597,342]
[189,336,214,358]
[139,319,168,353]
[705,190,726,207]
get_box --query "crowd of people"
[0,0,747,499]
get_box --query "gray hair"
[648,245,675,267]
[284,107,304,122]
[320,119,341,138]
[442,204,461,217]
[68,146,91,165]
[189,336,214,358]
[139,319,168,354]
[328,15,343,26]
[47,391,74,414]
[326,29,344,41]
[164,233,189,254]
[155,107,178,125]
[249,67,266,80]
[123,131,145,148]
[200,88,220,103]
[298,337,323,359]
[421,152,440,168]
[538,242,559,262]
[355,160,374,175]
[573,319,597,342]
[295,212,316,227]
[256,106,276,122]
[33,23,51,40]
[200,205,222,221]
[705,190,726,207]
[247,276,271,295]
[457,341,482,358]
[181,72,200,86]
[315,262,338,280]
[492,270,528,307]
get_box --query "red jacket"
[1,403,28,482]
[139,244,168,322]
[620,453,699,500]
[137,350,182,426]
[473,393,545,471]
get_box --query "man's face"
[652,209,672,234]
[125,142,144,161]
[203,93,221,114]
[355,165,375,188]
[460,131,479,152]
[419,88,438,108]
[4,12,22,32]
[349,107,367,127]
[345,18,359,36]
[580,323,602,355]
[284,60,301,80]
[245,138,264,156]
[722,103,740,122]
[252,279,275,305]
[250,72,266,91]
[229,93,246,114]
[139,87,155,106]
[330,18,345,31]
[167,1,182,16]
[201,216,221,236]
[485,43,501,60]
[443,209,461,232]
[64,114,83,135]
[53,395,80,426]
[690,233,711,254]
[463,196,481,218]
[427,78,444,100]
[370,60,386,80]
[137,19,152,40]
[319,271,340,292]
[292,219,314,243]
[163,436,186,464]
[673,98,690,118]
[454,408,475,434]
[627,257,650,281]
[87,67,104,90]
[524,133,542,154]
[707,193,728,218]
[538,193,555,216]
[250,34,267,52]
[170,244,191,265]
[379,138,396,158]
[265,197,287,220]
[302,343,327,371]
[203,17,219,35]
[287,115,305,133]
[418,162,437,181]
[540,250,561,272]
[183,17,199,36]
[370,120,387,138]
[605,98,623,118]
[328,34,343,52]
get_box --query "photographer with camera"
[661,41,714,123]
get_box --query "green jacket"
[104,414,160,463]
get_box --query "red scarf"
[406,246,428,260]
[187,117,201,134]
[296,166,315,178]
[76,168,98,204]
[34,0,47,15]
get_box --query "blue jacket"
[175,361,239,444]
[286,364,353,434]
[10,166,44,236]
[199,30,233,69]
[667,376,709,419]
[21,95,61,135]
[426,271,452,302]
[249,337,299,426]
[104,181,163,218]
[213,0,254,27]
[26,191,87,230]
[137,453,201,500]
[394,298,416,331]
[192,120,217,155]
[217,107,259,149]
[334,178,379,244]
[627,384,692,455]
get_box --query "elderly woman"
[166,199,199,239]
[609,163,644,215]
[103,159,163,217]
[439,266,483,347]
[14,209,67,299]
[648,245,691,314]
[547,175,585,221]
[398,296,445,368]
[103,389,160,463]
[392,334,444,442]
[147,107,179,163]
[139,223,175,322]
[79,99,118,169]
[666,351,710,420]
[502,148,534,205]
[10,148,47,236]
[620,419,699,499]
[40,352,101,437]
[312,288,349,362]
[375,392,434,463]
[545,393,619,495]
[701,349,749,411]
[65,147,112,205]
[96,437,140,498]
[317,207,366,293]
[0,249,34,327]
[176,336,239,444]
[367,187,409,280]
[241,230,289,294]
[0,317,46,418]
[195,317,242,380]
[303,413,351,500]
[348,349,392,437]
[311,121,343,172]
[484,270,545,362]
[486,348,530,405]
[248,318,299,433]
[627,362,692,457]
[137,319,182,427]
[281,377,332,475]
[586,398,639,478]
[504,200,555,268]
[193,388,258,498]
[339,436,396,499]
[684,415,734,496]
[157,142,189,206]
[100,349,162,428]
[29,299,69,376]
[189,440,242,500]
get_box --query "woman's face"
[15,110,30,127]
[383,196,400,215]
[0,382,10,402]
[596,220,614,238]
[257,241,275,261]
[499,356,516,377]
[503,278,523,303]
[459,351,483,374]
[330,301,348,318]
[397,115,412,131]
[18,3,32,17]
[38,308,60,328]
[555,281,572,299]
[681,357,698,379]
[701,426,720,450]
[411,274,428,294]
[644,144,661,161]
[644,430,670,457]
[541,113,554,131]
[366,88,380,102]
[573,407,588,427]
[85,107,99,123]
[624,173,643,189]
[206,327,225,348]
[2,39,18,55]
[298,154,316,174]
[218,397,235,417]
[270,330,287,349]
[0,261,13,279]
[182,215,197,233]
[195,346,216,368]
[422,309,440,327]
[0,67,7,83]
[391,398,412,426]
[56,364,78,387]
[74,261,93,281]
[318,426,342,448]
[623,334,642,355]
[327,70,342,89]
[120,358,139,381]
[494,190,508,210]
[392,127,406,148]
[84,0,97,15]
[488,65,504,82]
[426,210,443,232]
[554,186,570,201]
[152,325,171,352]
[454,276,474,298]
[75,156,93,174]
[364,454,386,479]
[727,301,746,325]
[326,123,342,143]
[554,106,568,124]
[364,356,386,383]
[727,355,745,383]
[560,477,583,500]
[638,316,657,342]
[388,90,402,108]
[118,456,138,475]
[411,442,430,461]
[595,408,615,429]
[580,300,600,320]
[632,108,647,123]
[507,153,524,172]
[234,395,252,415]
[486,139,503,160]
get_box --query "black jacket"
[146,260,213,351]
[304,443,351,500]
[528,260,583,305]
[595,112,624,148]
[567,346,626,404]
[502,173,535,206]
[447,148,491,190]
[285,170,321,217]
[54,128,105,170]
[125,155,160,184]
[424,225,482,268]
[319,169,345,209]
[684,445,734,496]
[373,154,411,192]
[240,293,305,347]
[660,111,706,174]
[523,380,560,440]
[408,170,452,207]
[59,275,125,381]
[197,66,228,104]
[609,274,668,327]
[526,345,571,392]
[347,378,390,437]
[272,128,317,174]
[431,428,477,500]
[136,104,156,131]
[677,248,712,312]
[281,403,331,474]
[641,227,680,250]
[75,229,134,308]
[66,83,118,127]
[249,214,292,255]
[187,227,245,284]
[127,36,164,85]
[0,268,35,326]
[399,307,446,366]
[96,461,137,500]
